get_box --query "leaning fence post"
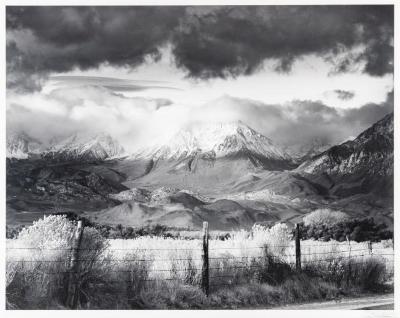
[201,221,209,296]
[295,223,301,270]
[66,220,84,309]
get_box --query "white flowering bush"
[251,223,291,255]
[7,215,110,309]
[303,209,348,227]
[17,214,75,249]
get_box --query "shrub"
[136,281,207,309]
[302,257,387,292]
[6,215,108,309]
[82,252,151,309]
[17,215,76,249]
[256,251,293,286]
[298,217,393,242]
[7,217,74,308]
[303,209,348,227]
[251,223,291,255]
[381,239,394,249]
[72,227,109,308]
[6,225,25,239]
[208,247,293,290]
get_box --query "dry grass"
[6,223,394,309]
[103,233,393,282]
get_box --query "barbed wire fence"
[6,221,395,309]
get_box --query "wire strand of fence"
[6,243,386,251]
[208,255,265,260]
[6,258,202,263]
[209,275,237,278]
[7,244,392,252]
[10,257,393,276]
[7,252,393,264]
[210,283,234,287]
[300,248,369,255]
[6,246,201,251]
[103,278,188,283]
[208,246,267,250]
[7,255,273,262]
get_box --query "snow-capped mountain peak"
[44,132,125,161]
[6,131,42,159]
[135,121,291,161]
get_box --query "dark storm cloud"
[334,90,355,101]
[173,6,393,79]
[7,6,393,91]
[6,6,185,92]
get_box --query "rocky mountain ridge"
[7,132,125,162]
[299,112,393,177]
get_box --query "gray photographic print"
[5,4,395,311]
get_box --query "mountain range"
[6,131,43,159]
[135,121,291,161]
[299,113,393,177]
[6,113,394,230]
[7,132,125,161]
[299,113,393,197]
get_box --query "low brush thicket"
[296,217,393,242]
[4,212,230,240]
[6,216,393,309]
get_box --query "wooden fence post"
[367,241,372,255]
[66,220,84,309]
[295,223,301,270]
[201,221,209,296]
[346,236,351,288]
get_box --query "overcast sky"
[6,6,394,151]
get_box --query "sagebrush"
[6,216,394,309]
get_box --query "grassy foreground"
[7,252,392,309]
[6,216,394,309]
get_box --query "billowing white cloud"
[185,94,393,148]
[6,85,393,153]
[7,86,176,151]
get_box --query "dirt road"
[273,294,394,310]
